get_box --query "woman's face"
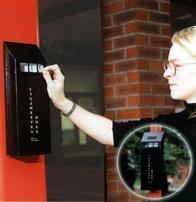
[164,42,196,103]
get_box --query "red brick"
[115,36,135,48]
[103,40,113,50]
[161,25,171,36]
[130,193,143,202]
[116,108,152,119]
[104,73,126,86]
[127,71,163,83]
[117,108,132,119]
[139,47,161,59]
[134,9,148,20]
[113,9,147,24]
[106,145,118,154]
[113,10,135,24]
[126,22,160,34]
[138,22,160,34]
[126,47,139,58]
[105,97,126,108]
[152,84,170,94]
[104,64,114,74]
[107,181,118,193]
[139,0,159,10]
[149,60,164,72]
[128,96,148,106]
[135,34,148,45]
[149,12,170,24]
[107,162,116,170]
[164,96,174,106]
[128,96,143,106]
[106,153,117,160]
[141,71,163,83]
[103,2,123,14]
[150,124,162,132]
[116,84,151,96]
[114,34,148,48]
[125,21,138,33]
[136,59,149,70]
[106,158,116,165]
[150,36,170,48]
[104,86,114,97]
[104,50,125,63]
[160,2,170,13]
[124,0,139,9]
[118,181,127,192]
[162,49,170,60]
[108,191,130,202]
[152,96,163,106]
[107,169,119,180]
[127,72,140,82]
[118,192,130,201]
[107,192,129,202]
[103,26,123,39]
[104,110,116,119]
[102,16,112,27]
[102,0,172,201]
[128,96,163,106]
[106,158,116,169]
[115,60,136,72]
[115,59,149,72]
[127,47,161,59]
[147,191,162,198]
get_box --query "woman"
[43,25,196,201]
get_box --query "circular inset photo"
[117,124,193,201]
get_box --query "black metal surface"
[4,41,51,156]
[141,132,165,190]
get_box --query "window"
[39,0,105,201]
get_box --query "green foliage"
[164,130,190,177]
[120,127,191,179]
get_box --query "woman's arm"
[42,64,114,146]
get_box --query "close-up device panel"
[4,41,51,156]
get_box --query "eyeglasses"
[164,59,196,76]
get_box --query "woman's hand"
[42,65,114,145]
[42,64,66,109]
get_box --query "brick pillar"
[101,0,173,201]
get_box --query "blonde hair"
[172,25,196,57]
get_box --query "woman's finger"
[43,64,64,80]
[43,64,60,72]
[42,70,53,85]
